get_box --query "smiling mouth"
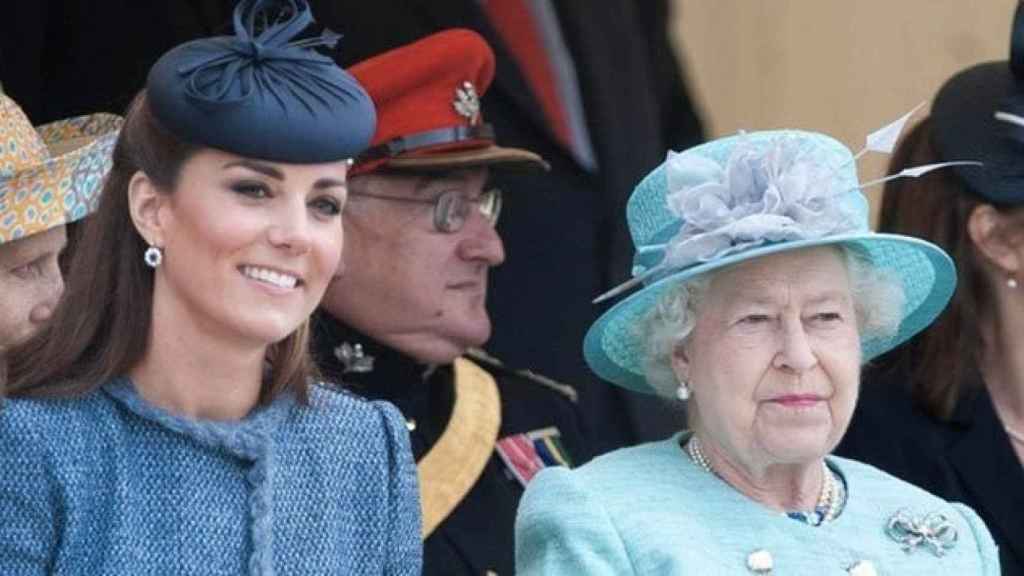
[240,265,303,289]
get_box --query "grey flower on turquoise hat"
[658,136,861,272]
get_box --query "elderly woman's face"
[674,246,861,469]
[0,226,67,350]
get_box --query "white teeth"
[242,266,298,289]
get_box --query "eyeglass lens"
[434,189,502,233]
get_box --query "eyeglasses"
[349,188,503,233]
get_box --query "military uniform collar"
[312,311,436,402]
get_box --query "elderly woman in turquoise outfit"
[515,116,1001,575]
[0,1,420,574]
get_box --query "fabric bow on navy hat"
[147,0,375,163]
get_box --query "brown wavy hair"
[871,117,1013,420]
[3,91,314,405]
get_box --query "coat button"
[847,560,878,576]
[746,549,773,573]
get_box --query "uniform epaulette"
[464,348,578,403]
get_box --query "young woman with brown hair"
[0,2,421,574]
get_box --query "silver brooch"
[453,81,481,125]
[334,342,374,374]
[885,509,958,557]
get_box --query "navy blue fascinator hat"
[146,0,375,164]
[932,2,1024,204]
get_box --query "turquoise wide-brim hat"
[584,130,957,395]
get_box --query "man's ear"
[127,171,168,248]
[968,204,1021,275]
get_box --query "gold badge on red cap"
[453,81,481,125]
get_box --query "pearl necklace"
[686,436,840,524]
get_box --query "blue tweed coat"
[516,432,1000,575]
[0,378,421,575]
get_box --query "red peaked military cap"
[348,28,548,176]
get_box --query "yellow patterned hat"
[0,94,122,245]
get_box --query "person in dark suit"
[313,30,590,576]
[309,0,706,453]
[836,6,1024,573]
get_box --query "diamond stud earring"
[144,245,163,268]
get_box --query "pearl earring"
[144,245,163,268]
[1008,276,1019,289]
[675,379,691,401]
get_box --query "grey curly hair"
[639,245,907,399]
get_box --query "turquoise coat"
[516,432,999,575]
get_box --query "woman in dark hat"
[836,5,1024,575]
[0,1,421,574]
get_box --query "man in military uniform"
[313,29,590,576]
